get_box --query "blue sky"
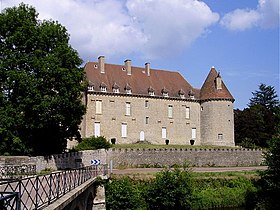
[2,0,279,109]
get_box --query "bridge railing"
[0,165,108,210]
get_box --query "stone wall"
[0,148,264,172]
[108,148,264,167]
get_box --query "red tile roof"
[84,61,233,101]
[85,62,200,99]
[200,67,234,101]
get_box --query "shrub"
[145,168,193,210]
[105,177,146,210]
[74,136,111,150]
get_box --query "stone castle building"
[80,56,235,146]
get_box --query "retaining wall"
[0,148,264,172]
[108,148,264,167]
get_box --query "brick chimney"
[125,59,131,75]
[98,56,105,74]
[145,62,150,76]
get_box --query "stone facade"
[80,56,235,146]
[82,94,201,145]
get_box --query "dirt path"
[112,166,267,175]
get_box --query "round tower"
[200,67,235,146]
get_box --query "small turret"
[200,67,235,146]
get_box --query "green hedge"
[74,136,111,151]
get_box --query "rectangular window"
[186,107,190,119]
[96,100,102,114]
[145,117,149,124]
[121,123,127,138]
[162,127,167,139]
[168,105,173,118]
[145,100,149,108]
[192,128,196,139]
[125,102,131,116]
[218,134,223,140]
[94,122,100,137]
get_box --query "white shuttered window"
[94,122,100,137]
[96,100,102,114]
[192,128,196,139]
[162,127,167,139]
[186,107,190,119]
[121,123,127,138]
[125,102,131,116]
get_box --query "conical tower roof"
[200,67,234,101]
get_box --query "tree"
[257,127,280,209]
[235,84,279,148]
[0,4,86,155]
[248,83,279,110]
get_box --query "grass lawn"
[111,143,237,149]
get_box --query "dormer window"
[178,89,185,99]
[124,84,132,94]
[215,73,222,90]
[112,82,120,93]
[161,87,169,97]
[148,86,155,96]
[88,81,94,92]
[113,88,120,93]
[88,85,94,92]
[100,82,107,92]
[188,89,195,99]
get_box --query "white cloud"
[2,0,219,61]
[126,0,219,59]
[220,9,260,31]
[220,0,279,31]
[258,0,280,28]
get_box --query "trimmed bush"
[74,136,111,150]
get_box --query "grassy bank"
[111,144,236,150]
[106,169,259,210]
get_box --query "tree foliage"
[0,4,86,155]
[248,83,279,110]
[234,84,279,148]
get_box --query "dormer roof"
[200,67,234,101]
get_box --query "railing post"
[48,173,52,205]
[18,179,22,210]
[57,173,60,199]
[15,192,20,210]
[63,171,66,195]
[35,176,39,209]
